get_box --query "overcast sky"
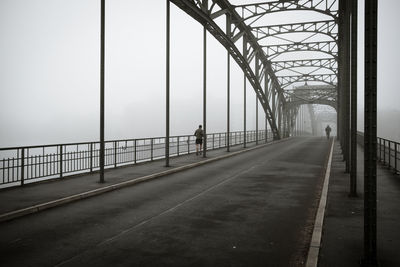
[0,0,399,147]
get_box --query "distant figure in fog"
[325,125,332,139]
[194,125,204,155]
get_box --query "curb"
[0,139,288,223]
[306,139,335,267]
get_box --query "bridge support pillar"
[165,0,170,167]
[350,0,358,197]
[227,13,231,152]
[363,0,378,265]
[99,0,105,183]
[255,53,259,145]
[344,0,351,173]
[264,71,268,142]
[243,35,247,148]
[203,12,207,158]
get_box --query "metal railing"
[357,132,399,175]
[0,130,272,188]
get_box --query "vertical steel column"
[20,148,25,186]
[114,141,117,167]
[294,108,299,136]
[290,108,294,137]
[272,89,277,138]
[255,54,259,145]
[203,18,207,158]
[383,140,386,164]
[395,143,398,174]
[298,107,300,135]
[282,107,285,137]
[243,35,247,148]
[300,106,302,135]
[264,71,268,143]
[337,0,344,144]
[285,108,290,137]
[363,0,378,265]
[99,0,105,183]
[134,139,137,164]
[165,0,170,167]
[302,106,304,134]
[350,0,358,197]
[227,13,231,152]
[344,0,351,173]
[59,145,63,178]
[299,106,301,136]
[177,136,180,156]
[90,143,93,172]
[278,104,282,135]
[256,96,259,144]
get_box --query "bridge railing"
[0,130,272,188]
[357,132,399,175]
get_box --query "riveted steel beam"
[235,0,339,26]
[277,74,337,88]
[271,58,337,73]
[263,41,338,60]
[252,20,338,41]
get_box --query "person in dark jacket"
[194,125,204,155]
[325,125,332,139]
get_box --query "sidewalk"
[319,142,400,266]
[0,140,276,221]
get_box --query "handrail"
[356,131,399,175]
[0,130,272,188]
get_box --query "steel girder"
[278,74,337,88]
[235,0,338,24]
[252,20,337,41]
[271,58,337,73]
[286,99,336,110]
[285,85,337,111]
[263,41,338,60]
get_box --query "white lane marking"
[98,164,262,245]
[54,161,263,267]
[305,139,334,267]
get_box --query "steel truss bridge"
[170,0,339,143]
[159,0,378,265]
[163,0,363,187]
[0,0,382,265]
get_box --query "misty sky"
[0,0,399,147]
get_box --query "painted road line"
[306,139,334,267]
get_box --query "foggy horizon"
[1,0,399,147]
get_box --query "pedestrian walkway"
[0,140,275,221]
[319,142,400,266]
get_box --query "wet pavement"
[0,137,330,267]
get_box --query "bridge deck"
[0,137,330,266]
[0,137,399,266]
[0,140,273,216]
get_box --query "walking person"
[194,125,204,155]
[325,125,332,139]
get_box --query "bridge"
[0,0,399,266]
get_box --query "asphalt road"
[0,137,331,267]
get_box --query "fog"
[0,0,399,147]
